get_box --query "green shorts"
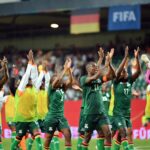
[108,115,117,131]
[44,116,70,134]
[16,121,40,137]
[7,122,16,129]
[78,108,86,135]
[113,116,132,130]
[84,114,110,132]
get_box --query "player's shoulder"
[80,75,87,82]
[80,75,88,87]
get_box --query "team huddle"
[0,46,149,150]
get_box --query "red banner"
[1,99,150,139]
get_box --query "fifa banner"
[108,5,141,31]
[2,99,150,139]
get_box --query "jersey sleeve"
[30,65,38,87]
[2,95,8,103]
[35,71,45,91]
[0,91,7,109]
[80,76,87,87]
[45,72,50,91]
[18,63,32,92]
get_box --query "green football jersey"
[80,75,105,115]
[102,91,111,115]
[46,84,65,117]
[113,76,133,117]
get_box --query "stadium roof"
[0,0,150,16]
[0,1,149,39]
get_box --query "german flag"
[70,9,100,34]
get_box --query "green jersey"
[102,91,111,115]
[80,75,105,115]
[46,85,65,117]
[113,76,133,117]
[81,94,85,110]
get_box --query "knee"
[119,129,127,138]
[64,130,71,139]
[104,130,112,139]
[45,133,53,141]
[127,130,132,137]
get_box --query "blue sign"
[108,5,141,31]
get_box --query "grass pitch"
[2,139,150,149]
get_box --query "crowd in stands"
[1,34,150,100]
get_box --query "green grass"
[2,139,150,150]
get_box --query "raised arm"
[131,47,141,81]
[18,50,33,92]
[101,51,116,82]
[84,69,101,84]
[36,60,50,91]
[64,66,74,89]
[97,47,104,67]
[116,46,129,80]
[52,58,71,89]
[45,71,50,91]
[35,70,45,90]
[30,50,39,87]
[0,57,9,90]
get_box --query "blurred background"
[0,0,150,139]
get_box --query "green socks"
[53,136,59,150]
[65,144,72,150]
[26,138,34,150]
[96,136,104,150]
[121,139,130,150]
[50,138,54,150]
[10,138,20,150]
[104,147,111,150]
[35,136,43,150]
[0,142,3,150]
[112,140,120,150]
[77,135,84,150]
[11,131,16,143]
[129,143,134,150]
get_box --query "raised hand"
[125,46,129,57]
[134,47,140,58]
[27,49,34,63]
[3,56,8,65]
[109,48,114,59]
[98,47,104,59]
[105,52,111,67]
[42,60,48,71]
[64,57,72,69]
